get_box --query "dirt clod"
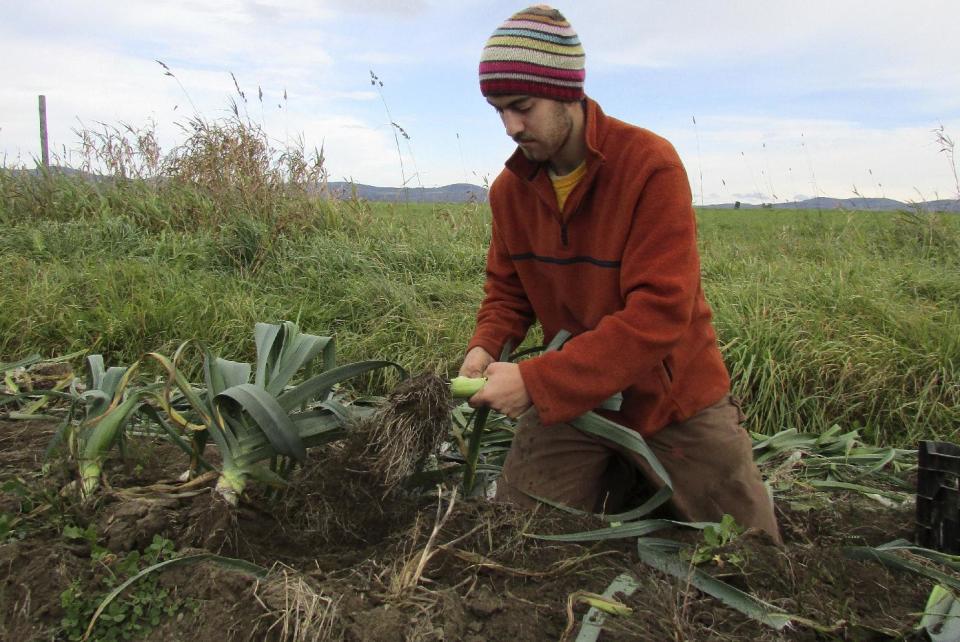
[99,497,179,552]
[466,585,505,618]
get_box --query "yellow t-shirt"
[549,161,587,211]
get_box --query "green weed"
[58,529,198,641]
[685,514,746,567]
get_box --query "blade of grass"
[920,584,960,642]
[82,553,267,641]
[808,479,908,502]
[844,544,960,593]
[0,354,43,372]
[276,360,406,412]
[571,411,673,496]
[636,537,832,633]
[533,519,713,542]
[575,573,640,642]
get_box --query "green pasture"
[1,171,958,447]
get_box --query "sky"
[3,0,960,204]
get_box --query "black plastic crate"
[916,441,960,553]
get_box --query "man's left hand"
[469,361,531,419]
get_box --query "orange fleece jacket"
[467,98,730,436]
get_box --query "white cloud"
[668,115,960,204]
[3,0,960,197]
[578,0,960,97]
[346,51,424,66]
[580,2,955,63]
[11,3,405,175]
[324,0,429,15]
[298,115,405,186]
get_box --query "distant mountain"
[6,167,957,210]
[325,182,488,203]
[707,196,960,212]
[923,199,960,212]
[7,166,93,179]
[330,186,960,210]
[3,168,489,203]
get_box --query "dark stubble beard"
[519,101,573,164]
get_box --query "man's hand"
[469,361,531,419]
[459,346,494,378]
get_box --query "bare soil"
[0,419,934,641]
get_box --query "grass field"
[2,170,958,447]
[3,165,960,640]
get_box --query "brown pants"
[495,395,781,542]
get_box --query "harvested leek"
[449,376,486,398]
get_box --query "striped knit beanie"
[479,5,585,101]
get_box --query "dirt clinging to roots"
[360,371,451,490]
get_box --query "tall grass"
[1,116,958,447]
[701,208,960,445]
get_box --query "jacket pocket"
[657,358,673,393]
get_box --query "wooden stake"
[39,95,49,168]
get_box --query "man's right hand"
[459,346,495,378]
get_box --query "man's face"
[486,95,574,163]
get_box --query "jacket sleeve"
[517,163,700,424]
[466,207,536,359]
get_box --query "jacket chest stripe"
[510,252,621,268]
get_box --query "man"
[460,5,780,540]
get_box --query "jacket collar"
[504,96,608,218]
